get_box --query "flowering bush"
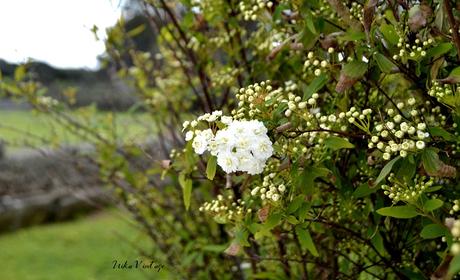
[4,0,460,279]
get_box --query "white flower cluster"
[184,113,273,175]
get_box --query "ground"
[0,209,171,280]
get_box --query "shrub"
[4,0,460,279]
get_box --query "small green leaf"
[449,254,460,275]
[287,195,305,214]
[353,183,378,198]
[206,156,217,180]
[179,172,192,210]
[342,60,368,78]
[420,224,447,239]
[295,226,319,257]
[444,66,460,83]
[264,213,282,230]
[374,53,396,73]
[303,74,329,99]
[428,127,455,141]
[374,156,400,186]
[324,136,354,151]
[422,148,442,175]
[380,23,399,45]
[424,198,443,211]
[299,166,330,195]
[127,24,146,37]
[286,215,299,225]
[376,205,419,219]
[425,42,453,59]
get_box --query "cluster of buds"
[186,36,201,52]
[209,29,236,48]
[381,174,434,203]
[232,80,274,119]
[239,0,273,21]
[36,96,59,108]
[199,194,249,221]
[284,91,321,118]
[450,199,460,215]
[303,51,331,77]
[349,2,363,22]
[428,81,460,108]
[367,102,430,160]
[450,220,460,255]
[210,67,242,88]
[250,172,286,202]
[393,37,432,62]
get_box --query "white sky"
[0,0,122,69]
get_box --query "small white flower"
[416,141,425,150]
[221,116,233,125]
[417,123,426,130]
[182,121,190,129]
[185,131,194,141]
[383,153,391,160]
[271,194,280,202]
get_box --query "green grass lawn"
[0,110,154,149]
[0,209,171,280]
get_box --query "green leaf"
[127,24,146,37]
[374,53,396,73]
[424,198,443,211]
[324,136,354,151]
[299,166,330,195]
[304,10,316,34]
[422,148,442,175]
[287,195,305,214]
[264,213,282,230]
[342,60,368,78]
[206,156,217,180]
[449,254,460,275]
[371,232,385,256]
[286,215,299,225]
[428,127,455,141]
[420,224,447,239]
[295,226,319,257]
[374,156,400,186]
[425,43,453,59]
[353,183,377,198]
[380,23,399,45]
[179,172,192,210]
[445,66,460,83]
[303,73,328,98]
[376,205,419,219]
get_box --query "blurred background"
[0,0,167,279]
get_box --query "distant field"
[0,209,171,280]
[0,110,154,149]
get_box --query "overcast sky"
[0,0,122,69]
